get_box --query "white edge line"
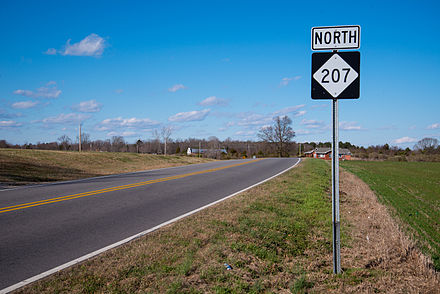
[0,158,301,294]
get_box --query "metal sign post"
[311,25,361,275]
[332,97,341,274]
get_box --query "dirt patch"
[335,169,440,292]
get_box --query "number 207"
[321,68,350,83]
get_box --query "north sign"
[312,25,360,50]
[311,51,360,99]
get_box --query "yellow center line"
[0,159,263,214]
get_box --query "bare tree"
[58,135,71,150]
[136,139,143,153]
[161,126,172,156]
[258,116,295,157]
[111,136,125,152]
[414,137,439,153]
[152,129,161,154]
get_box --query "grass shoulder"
[0,148,214,186]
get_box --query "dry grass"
[0,148,213,186]
[12,159,440,293]
[334,169,440,292]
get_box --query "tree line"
[0,136,300,159]
[0,116,300,158]
[1,115,439,160]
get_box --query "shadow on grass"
[0,160,100,185]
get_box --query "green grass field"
[341,161,440,271]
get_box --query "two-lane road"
[0,158,299,291]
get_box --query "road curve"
[0,158,299,291]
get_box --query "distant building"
[339,148,352,160]
[187,147,227,156]
[304,148,352,160]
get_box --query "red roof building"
[304,148,352,160]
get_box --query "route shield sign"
[311,51,360,99]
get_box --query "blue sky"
[1,0,439,148]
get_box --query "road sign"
[311,51,360,99]
[312,25,360,50]
[310,25,361,276]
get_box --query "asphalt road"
[0,158,299,291]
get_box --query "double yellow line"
[0,159,262,214]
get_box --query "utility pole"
[79,124,82,152]
[164,138,167,156]
[199,141,201,158]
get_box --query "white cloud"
[45,34,106,57]
[235,130,255,136]
[13,82,61,99]
[71,100,102,113]
[107,131,137,137]
[273,105,305,116]
[294,110,307,117]
[97,117,159,131]
[44,48,57,55]
[236,112,272,127]
[0,120,22,128]
[295,129,311,135]
[339,121,363,131]
[12,101,38,109]
[393,136,418,144]
[279,76,301,87]
[168,84,186,92]
[301,119,325,129]
[41,113,91,124]
[427,123,440,130]
[168,109,210,122]
[13,90,33,97]
[62,34,106,56]
[280,77,292,87]
[198,96,228,106]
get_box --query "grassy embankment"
[20,158,337,293]
[342,160,440,271]
[0,148,213,186]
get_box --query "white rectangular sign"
[312,25,360,50]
